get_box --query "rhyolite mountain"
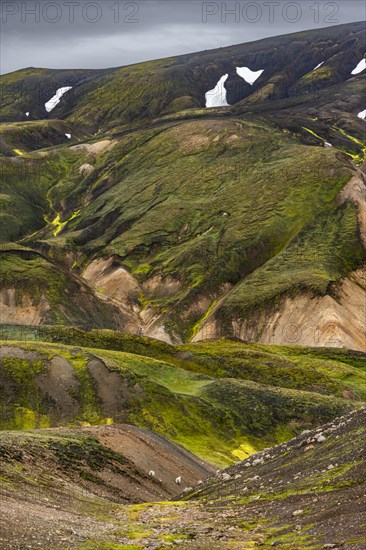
[1,21,366,349]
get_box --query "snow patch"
[45,86,73,113]
[25,112,30,117]
[65,133,72,139]
[205,74,229,108]
[357,109,366,120]
[324,142,333,147]
[351,58,366,75]
[313,62,324,70]
[236,67,264,85]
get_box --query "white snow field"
[205,74,229,107]
[313,62,324,70]
[357,109,366,120]
[45,87,73,113]
[351,59,366,75]
[236,67,264,85]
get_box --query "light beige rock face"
[338,168,366,247]
[82,258,174,343]
[83,258,140,307]
[142,274,182,298]
[239,268,365,351]
[139,306,174,344]
[193,267,366,351]
[71,139,117,155]
[0,289,50,325]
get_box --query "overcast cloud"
[1,1,365,74]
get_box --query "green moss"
[302,66,333,82]
[1,357,44,384]
[264,529,317,548]
[0,337,364,465]
[1,105,364,340]
[190,298,218,340]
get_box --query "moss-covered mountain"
[0,22,365,347]
[1,328,366,465]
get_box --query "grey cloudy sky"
[1,1,365,74]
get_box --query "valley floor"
[0,409,365,549]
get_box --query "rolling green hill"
[1,329,365,465]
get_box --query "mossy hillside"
[0,343,106,429]
[66,58,193,130]
[21,116,362,339]
[233,74,366,165]
[0,67,114,122]
[4,325,366,400]
[0,339,364,465]
[0,152,75,242]
[0,252,121,328]
[1,25,365,339]
[27,117,285,262]
[0,120,84,156]
[3,22,361,129]
[294,66,336,95]
[218,200,364,325]
[0,428,127,472]
[0,145,91,249]
[177,341,366,401]
[0,354,48,429]
[0,340,259,464]
[94,348,213,396]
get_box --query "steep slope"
[179,408,366,549]
[0,67,115,122]
[0,424,213,504]
[0,407,364,549]
[0,246,129,328]
[0,22,365,347]
[1,333,366,465]
[2,22,364,129]
[2,116,364,346]
[64,20,364,132]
